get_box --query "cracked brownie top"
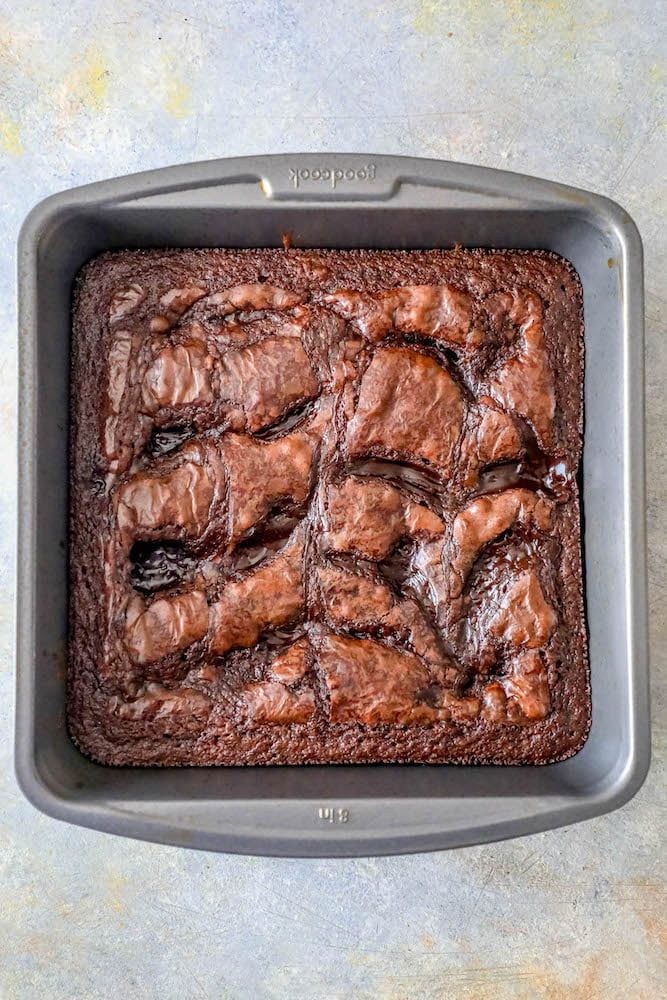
[68,248,589,765]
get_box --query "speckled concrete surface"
[1,1,665,997]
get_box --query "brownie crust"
[69,248,590,765]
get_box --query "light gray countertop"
[1,1,665,997]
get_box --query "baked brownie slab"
[69,248,589,765]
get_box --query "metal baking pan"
[16,154,650,857]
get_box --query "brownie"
[69,248,590,765]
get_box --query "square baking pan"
[16,154,650,857]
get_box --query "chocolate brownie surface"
[69,248,589,765]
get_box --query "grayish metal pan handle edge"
[17,153,630,212]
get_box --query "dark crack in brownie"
[69,248,590,765]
